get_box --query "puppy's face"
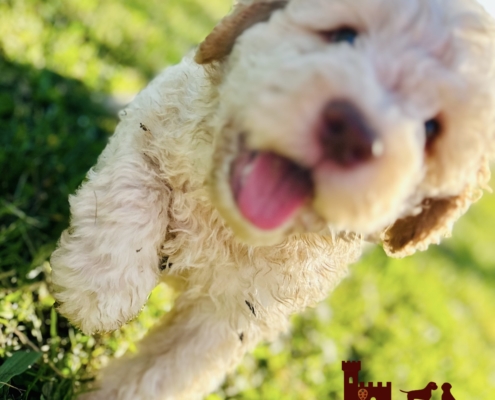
[201,0,495,248]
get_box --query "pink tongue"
[234,153,312,230]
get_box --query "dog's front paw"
[51,249,159,334]
[53,284,147,334]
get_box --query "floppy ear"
[382,157,491,258]
[195,1,287,65]
[381,183,486,258]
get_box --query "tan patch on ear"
[195,1,287,65]
[383,157,491,258]
[382,197,459,257]
[382,184,482,258]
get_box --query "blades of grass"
[53,378,74,400]
[24,359,46,400]
[50,307,57,339]
[18,224,36,259]
[0,381,24,398]
[14,172,28,200]
[41,380,53,399]
[62,381,75,400]
[0,200,41,227]
[0,350,41,389]
[0,270,15,280]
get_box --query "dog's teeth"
[242,163,254,180]
[242,152,259,180]
[371,140,384,157]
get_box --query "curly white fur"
[50,0,495,398]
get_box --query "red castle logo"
[342,361,391,400]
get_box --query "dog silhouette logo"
[441,383,456,400]
[400,382,437,400]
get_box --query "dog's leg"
[50,116,168,334]
[83,294,260,400]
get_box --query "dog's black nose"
[320,100,381,167]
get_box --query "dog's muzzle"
[229,100,384,231]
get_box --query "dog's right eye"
[424,118,442,150]
[320,27,358,45]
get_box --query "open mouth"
[230,148,313,230]
[227,101,386,232]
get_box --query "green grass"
[1,0,495,399]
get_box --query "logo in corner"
[342,360,456,400]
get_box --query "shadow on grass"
[0,54,117,285]
[0,55,119,399]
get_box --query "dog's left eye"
[320,27,358,45]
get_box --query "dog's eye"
[424,118,442,150]
[320,27,358,45]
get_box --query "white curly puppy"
[50,0,495,398]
